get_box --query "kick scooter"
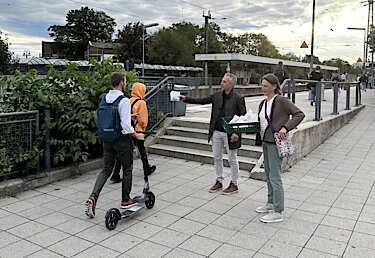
[105,131,156,230]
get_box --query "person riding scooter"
[110,83,156,183]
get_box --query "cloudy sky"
[0,0,369,64]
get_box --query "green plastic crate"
[222,117,260,134]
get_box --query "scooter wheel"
[105,208,121,230]
[145,192,155,209]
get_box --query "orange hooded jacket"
[130,83,148,132]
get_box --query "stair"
[148,117,262,172]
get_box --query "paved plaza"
[0,89,375,257]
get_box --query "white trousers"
[212,130,239,185]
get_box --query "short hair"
[278,61,283,66]
[262,73,282,95]
[111,72,125,87]
[315,66,321,71]
[224,73,237,86]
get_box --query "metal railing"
[281,79,361,121]
[0,110,40,178]
[144,76,175,132]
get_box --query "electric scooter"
[105,131,156,230]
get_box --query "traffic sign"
[357,57,363,63]
[300,41,308,48]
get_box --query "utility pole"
[309,0,315,73]
[203,11,211,87]
[371,0,374,88]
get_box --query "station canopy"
[195,53,338,71]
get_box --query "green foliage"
[0,58,141,178]
[115,22,144,63]
[0,30,12,74]
[148,22,202,66]
[48,6,116,60]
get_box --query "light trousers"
[212,130,239,185]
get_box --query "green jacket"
[184,89,246,149]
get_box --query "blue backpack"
[97,95,125,142]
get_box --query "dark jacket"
[273,66,289,84]
[257,95,305,144]
[184,89,246,149]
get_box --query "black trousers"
[113,138,148,174]
[91,135,133,202]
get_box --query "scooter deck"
[120,204,144,219]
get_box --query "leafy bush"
[0,58,141,178]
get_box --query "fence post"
[35,111,40,174]
[44,105,51,172]
[345,83,351,110]
[332,82,339,115]
[287,80,291,99]
[314,82,322,121]
[355,82,360,107]
[291,79,296,104]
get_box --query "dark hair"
[262,73,282,95]
[316,66,321,71]
[111,72,125,87]
[278,61,283,66]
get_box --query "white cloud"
[0,0,369,63]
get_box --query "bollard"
[345,83,351,110]
[355,82,360,106]
[44,105,51,172]
[287,80,291,99]
[314,82,322,121]
[332,82,339,115]
[291,79,296,104]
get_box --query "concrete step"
[156,135,262,159]
[173,117,210,130]
[147,143,257,171]
[166,126,257,145]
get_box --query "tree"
[48,7,116,60]
[115,22,144,64]
[148,22,202,66]
[0,30,12,74]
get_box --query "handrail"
[280,78,361,121]
[143,76,175,135]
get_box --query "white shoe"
[255,203,273,213]
[260,211,283,223]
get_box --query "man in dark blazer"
[179,73,246,194]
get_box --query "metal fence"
[0,111,40,178]
[282,79,361,121]
[144,76,175,132]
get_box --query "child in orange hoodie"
[110,83,156,183]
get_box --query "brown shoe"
[222,182,238,195]
[209,181,223,193]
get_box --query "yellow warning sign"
[300,41,308,48]
[357,57,363,63]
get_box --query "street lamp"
[142,23,159,77]
[347,27,366,71]
[310,0,315,73]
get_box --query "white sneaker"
[255,203,273,213]
[260,211,283,223]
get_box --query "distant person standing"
[308,66,323,106]
[367,75,373,89]
[273,61,289,96]
[331,70,342,96]
[360,74,367,91]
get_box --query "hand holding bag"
[264,101,294,157]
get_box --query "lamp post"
[142,23,159,77]
[309,0,315,73]
[347,27,366,71]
